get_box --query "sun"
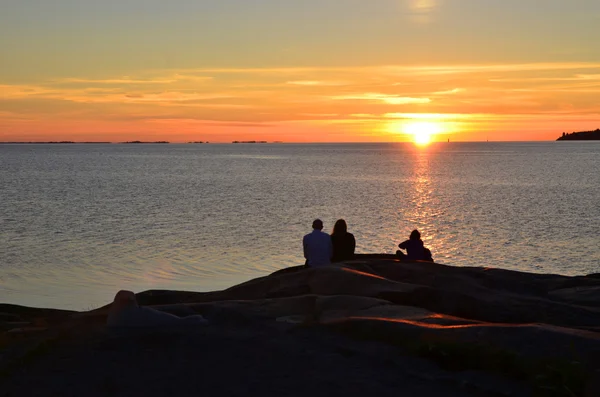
[404,121,440,145]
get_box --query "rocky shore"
[1,255,599,396]
[557,129,600,140]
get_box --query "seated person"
[396,229,433,262]
[330,219,356,262]
[303,219,333,267]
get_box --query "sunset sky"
[2,0,600,142]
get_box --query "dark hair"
[332,219,347,235]
[312,219,323,230]
[410,229,421,240]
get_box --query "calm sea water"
[1,142,599,310]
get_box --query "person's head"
[332,219,347,235]
[112,290,138,309]
[312,219,323,230]
[410,229,421,240]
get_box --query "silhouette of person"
[303,219,333,267]
[331,219,356,262]
[396,229,433,261]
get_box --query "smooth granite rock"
[2,256,599,396]
[106,290,207,328]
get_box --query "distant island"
[557,129,600,141]
[122,141,170,144]
[232,140,268,144]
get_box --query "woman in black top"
[331,219,356,262]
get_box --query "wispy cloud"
[489,75,600,83]
[381,62,600,76]
[55,78,179,85]
[350,113,378,118]
[433,88,464,95]
[384,112,600,122]
[329,93,431,105]
[163,62,600,79]
[286,80,348,86]
[121,92,236,102]
[299,113,340,117]
[144,119,273,128]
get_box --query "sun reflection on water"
[399,147,445,255]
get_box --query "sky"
[1,0,600,142]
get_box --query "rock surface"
[106,290,207,328]
[2,256,599,396]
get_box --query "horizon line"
[0,140,567,144]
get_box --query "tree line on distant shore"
[557,129,600,141]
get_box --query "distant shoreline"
[557,129,600,141]
[3,140,597,145]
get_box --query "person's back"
[397,229,428,261]
[331,233,355,262]
[303,219,333,267]
[398,238,425,260]
[331,219,356,262]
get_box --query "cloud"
[119,92,236,103]
[433,88,464,95]
[0,84,55,98]
[384,112,472,120]
[0,82,261,108]
[299,113,339,117]
[165,62,600,81]
[53,75,214,86]
[329,93,431,105]
[381,62,600,76]
[350,113,378,118]
[144,119,273,128]
[172,67,322,74]
[384,112,600,122]
[286,80,348,86]
[56,78,178,85]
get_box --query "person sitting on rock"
[396,229,433,261]
[331,219,356,262]
[303,219,333,267]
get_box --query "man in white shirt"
[303,219,333,267]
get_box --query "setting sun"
[404,121,440,145]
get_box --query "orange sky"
[2,1,600,142]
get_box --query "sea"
[1,142,599,310]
